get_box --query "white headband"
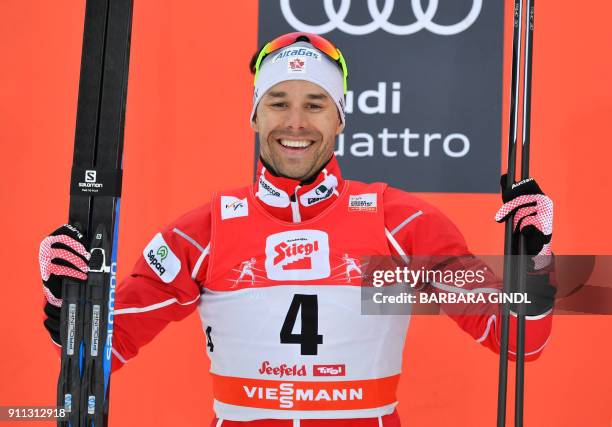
[250,41,346,124]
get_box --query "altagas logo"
[265,230,330,281]
[274,47,321,61]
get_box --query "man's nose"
[283,105,308,130]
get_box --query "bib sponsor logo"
[299,173,338,207]
[258,361,307,378]
[313,364,346,377]
[257,174,291,208]
[243,383,363,409]
[265,230,330,280]
[221,195,248,220]
[143,233,181,283]
[348,193,377,212]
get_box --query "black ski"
[57,0,133,426]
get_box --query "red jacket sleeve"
[110,203,211,371]
[383,186,552,361]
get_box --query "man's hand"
[38,224,90,343]
[495,175,553,270]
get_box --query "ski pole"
[497,0,536,425]
[514,0,535,425]
[497,0,524,425]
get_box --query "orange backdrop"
[0,1,610,426]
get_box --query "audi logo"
[280,0,483,36]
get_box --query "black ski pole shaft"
[497,0,524,426]
[515,0,535,425]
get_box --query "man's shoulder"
[380,184,457,229]
[381,185,436,211]
[166,183,253,231]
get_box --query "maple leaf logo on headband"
[289,58,305,71]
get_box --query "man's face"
[252,80,344,181]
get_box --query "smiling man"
[39,33,556,426]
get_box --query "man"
[39,33,555,426]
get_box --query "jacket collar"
[254,155,344,223]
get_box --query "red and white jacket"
[106,155,552,426]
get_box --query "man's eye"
[307,104,322,110]
[270,102,287,108]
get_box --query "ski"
[56,0,133,425]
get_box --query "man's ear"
[336,119,345,135]
[251,115,258,132]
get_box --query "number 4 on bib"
[280,294,323,355]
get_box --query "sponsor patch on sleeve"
[348,193,377,212]
[143,233,181,283]
[221,196,249,220]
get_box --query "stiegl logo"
[243,383,363,409]
[274,239,320,268]
[265,230,330,281]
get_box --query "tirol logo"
[265,230,330,281]
[313,364,346,377]
[143,233,181,283]
[280,0,483,36]
[259,361,307,378]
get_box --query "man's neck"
[254,155,344,223]
[259,156,333,186]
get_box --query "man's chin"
[275,163,313,182]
